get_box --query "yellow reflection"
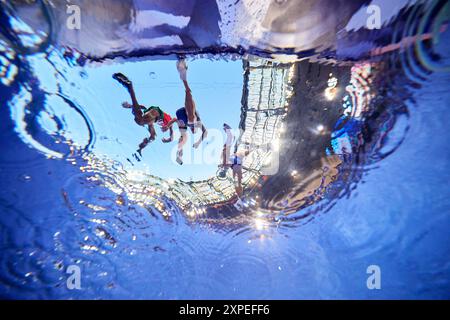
[253,217,267,231]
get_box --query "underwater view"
[0,0,449,299]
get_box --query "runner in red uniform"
[112,73,174,156]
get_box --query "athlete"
[218,123,250,200]
[161,58,208,165]
[112,72,174,156]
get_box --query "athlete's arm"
[193,124,208,149]
[148,122,157,141]
[137,123,156,155]
[137,137,150,156]
[162,126,174,143]
[163,118,178,131]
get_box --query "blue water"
[0,0,449,299]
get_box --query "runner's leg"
[126,83,145,125]
[113,73,145,125]
[183,80,197,125]
[176,129,188,165]
[177,59,196,124]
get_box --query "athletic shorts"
[230,155,242,168]
[176,107,200,129]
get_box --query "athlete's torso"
[143,106,172,127]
